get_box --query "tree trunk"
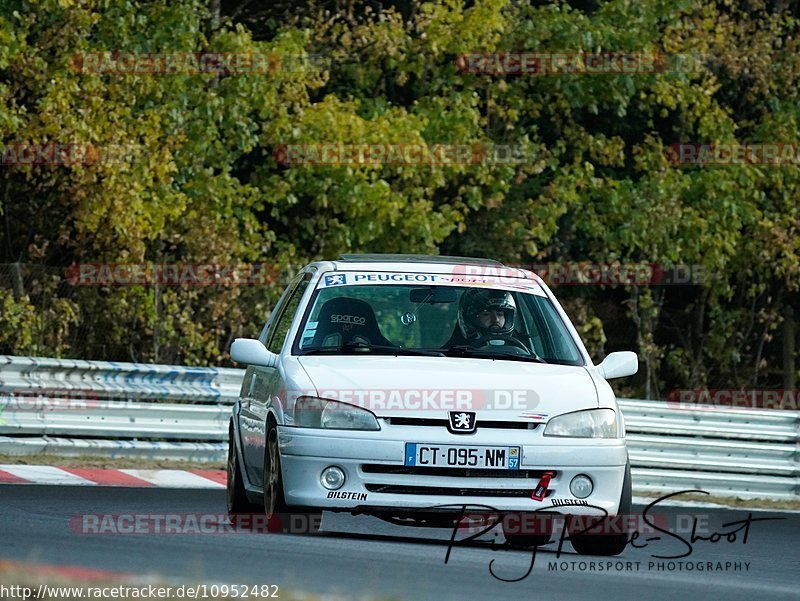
[10,262,25,300]
[208,0,221,36]
[153,280,160,364]
[782,303,796,390]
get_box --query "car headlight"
[543,409,618,438]
[293,396,380,431]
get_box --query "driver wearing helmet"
[457,288,517,343]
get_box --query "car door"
[240,270,312,486]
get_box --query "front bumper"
[278,425,628,515]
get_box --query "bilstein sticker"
[327,491,368,501]
[551,499,589,507]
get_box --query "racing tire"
[263,421,322,535]
[568,459,632,557]
[502,511,554,548]
[378,512,463,529]
[227,422,261,516]
[503,532,553,548]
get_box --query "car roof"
[306,253,540,280]
[338,253,502,266]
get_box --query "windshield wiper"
[443,345,547,363]
[302,342,445,357]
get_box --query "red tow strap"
[531,471,554,501]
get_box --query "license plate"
[404,443,520,470]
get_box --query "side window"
[267,279,311,354]
[259,275,302,344]
[524,295,582,363]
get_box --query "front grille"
[362,464,550,479]
[383,417,538,430]
[364,484,554,497]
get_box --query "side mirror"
[596,351,638,380]
[231,338,279,368]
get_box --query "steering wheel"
[474,333,531,354]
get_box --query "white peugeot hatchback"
[227,254,638,555]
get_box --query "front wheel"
[568,460,632,557]
[568,523,628,556]
[502,511,554,548]
[227,423,260,516]
[263,422,322,535]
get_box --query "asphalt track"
[1,485,798,600]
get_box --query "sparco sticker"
[331,314,366,325]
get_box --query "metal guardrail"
[620,400,798,499]
[619,399,798,442]
[1,401,230,439]
[0,355,243,403]
[1,356,798,500]
[0,355,240,463]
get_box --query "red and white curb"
[0,465,226,488]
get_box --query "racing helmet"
[457,288,516,341]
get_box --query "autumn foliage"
[1,0,799,398]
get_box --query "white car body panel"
[295,356,599,420]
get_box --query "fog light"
[320,466,345,490]
[570,475,593,499]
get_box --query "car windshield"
[293,274,584,365]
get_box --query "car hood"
[295,356,598,421]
